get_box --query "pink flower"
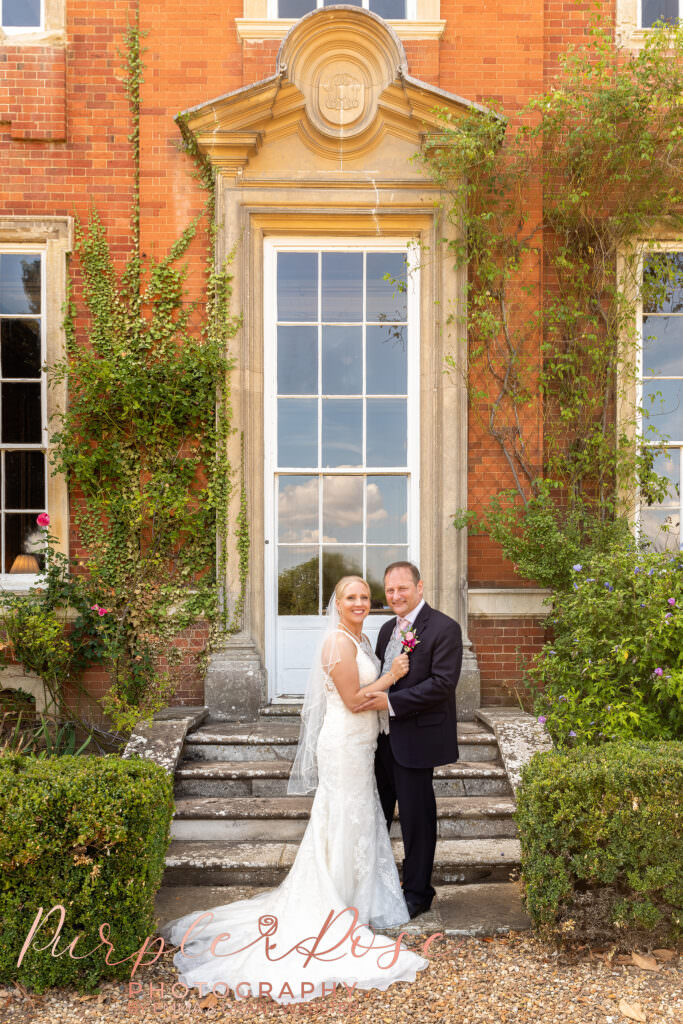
[654,667,663,676]
[98,608,107,616]
[90,604,100,612]
[397,626,419,651]
[400,628,420,653]
[36,513,50,527]
[668,598,676,606]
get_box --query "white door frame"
[264,236,420,698]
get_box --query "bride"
[159,575,430,1004]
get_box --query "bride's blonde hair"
[334,575,370,603]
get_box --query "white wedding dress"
[159,631,429,1004]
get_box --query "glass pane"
[2,0,40,28]
[366,544,409,611]
[279,0,316,15]
[366,325,407,395]
[278,398,317,468]
[322,326,362,395]
[641,0,679,27]
[323,0,362,5]
[322,398,362,467]
[278,546,319,615]
[278,326,317,395]
[277,252,317,322]
[1,319,41,378]
[322,546,363,606]
[640,507,680,551]
[366,475,407,542]
[642,380,683,443]
[641,316,683,376]
[278,475,318,543]
[366,398,407,466]
[370,0,406,15]
[649,448,680,504]
[5,513,46,573]
[321,253,362,322]
[644,253,683,313]
[5,450,45,509]
[0,254,41,315]
[366,252,407,321]
[323,475,362,543]
[1,382,41,443]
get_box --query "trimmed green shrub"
[515,741,683,947]
[0,753,173,992]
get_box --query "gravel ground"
[0,934,680,1024]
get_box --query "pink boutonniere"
[400,628,420,653]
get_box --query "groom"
[357,562,462,919]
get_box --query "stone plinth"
[204,633,267,721]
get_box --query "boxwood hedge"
[0,753,173,992]
[515,740,682,946]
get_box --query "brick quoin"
[0,1,616,709]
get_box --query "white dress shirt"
[387,598,425,717]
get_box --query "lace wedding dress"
[159,631,429,1004]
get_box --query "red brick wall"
[0,47,66,140]
[63,619,210,726]
[469,615,549,707]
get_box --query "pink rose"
[98,608,107,616]
[400,628,420,653]
[36,513,50,527]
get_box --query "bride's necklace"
[338,623,363,643]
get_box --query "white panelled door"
[264,239,420,696]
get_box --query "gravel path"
[1,934,680,1024]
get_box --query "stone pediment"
[177,6,493,175]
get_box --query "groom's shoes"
[406,898,432,920]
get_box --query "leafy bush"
[527,543,683,745]
[516,741,683,946]
[455,483,634,593]
[0,753,173,992]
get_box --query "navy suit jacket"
[376,602,462,770]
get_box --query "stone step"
[170,795,518,842]
[163,837,521,887]
[174,759,512,798]
[258,703,303,717]
[183,720,500,764]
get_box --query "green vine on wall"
[229,432,250,633]
[175,108,250,637]
[421,20,683,590]
[46,21,240,732]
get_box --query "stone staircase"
[162,704,522,889]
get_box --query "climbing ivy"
[229,432,250,633]
[422,20,683,590]
[47,21,240,731]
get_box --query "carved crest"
[321,73,362,113]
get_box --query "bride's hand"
[353,692,388,712]
[391,653,410,680]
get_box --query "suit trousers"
[374,731,437,907]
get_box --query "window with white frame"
[640,1,680,27]
[270,245,417,612]
[638,250,683,550]
[0,251,47,575]
[272,0,413,19]
[1,0,42,31]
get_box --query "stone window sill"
[235,17,446,41]
[0,29,65,46]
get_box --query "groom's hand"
[353,692,389,712]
